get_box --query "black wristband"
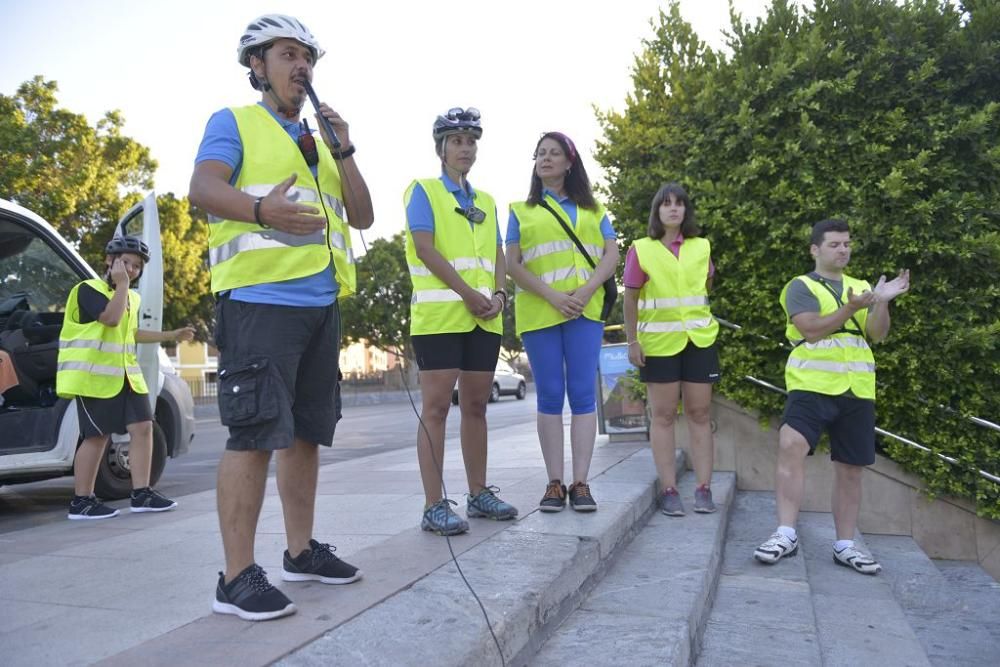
[332,144,356,160]
[253,197,270,228]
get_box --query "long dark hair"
[526,131,597,209]
[647,182,699,239]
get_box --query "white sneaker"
[754,532,799,564]
[833,544,882,575]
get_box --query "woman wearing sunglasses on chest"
[506,131,620,514]
[403,107,518,537]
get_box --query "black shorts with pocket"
[411,326,501,372]
[782,390,876,466]
[214,297,342,452]
[639,341,721,384]
[76,382,153,438]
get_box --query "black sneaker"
[68,495,119,521]
[282,539,363,584]
[568,481,597,512]
[213,564,296,621]
[539,479,567,513]
[130,487,178,513]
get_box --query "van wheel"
[94,422,168,500]
[515,382,527,400]
[488,383,500,403]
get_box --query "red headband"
[540,131,578,163]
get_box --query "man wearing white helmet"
[189,13,374,622]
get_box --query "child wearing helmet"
[57,235,195,520]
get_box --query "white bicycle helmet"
[433,107,483,140]
[237,14,325,67]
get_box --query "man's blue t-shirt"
[505,189,616,245]
[194,102,337,306]
[405,172,502,245]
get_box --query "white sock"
[834,539,854,552]
[777,525,797,541]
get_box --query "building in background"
[168,339,403,401]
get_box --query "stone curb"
[276,449,684,666]
[531,471,737,666]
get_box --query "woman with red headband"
[506,132,619,513]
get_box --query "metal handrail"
[720,321,1000,486]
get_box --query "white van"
[0,194,195,498]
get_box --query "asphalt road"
[0,393,537,534]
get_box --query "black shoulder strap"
[810,274,867,338]
[537,198,597,269]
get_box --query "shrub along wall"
[596,0,1000,516]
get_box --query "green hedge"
[596,0,1000,516]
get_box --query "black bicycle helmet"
[105,236,150,263]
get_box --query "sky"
[3,0,776,242]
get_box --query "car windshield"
[0,218,82,312]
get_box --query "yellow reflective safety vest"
[404,178,502,336]
[633,236,718,356]
[509,195,608,334]
[781,273,876,399]
[56,279,148,399]
[206,104,356,297]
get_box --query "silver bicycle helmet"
[432,107,483,140]
[237,14,325,67]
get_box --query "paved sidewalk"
[0,415,653,666]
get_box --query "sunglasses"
[455,205,487,224]
[445,107,481,122]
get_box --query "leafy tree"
[0,77,156,247]
[597,0,1000,514]
[1,77,212,337]
[500,277,523,364]
[340,233,415,373]
[154,194,213,336]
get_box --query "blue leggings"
[522,317,605,415]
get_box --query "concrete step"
[697,491,930,667]
[276,447,682,667]
[530,471,736,666]
[864,534,1000,666]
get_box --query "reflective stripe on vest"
[638,317,715,333]
[510,195,609,334]
[59,339,137,355]
[781,274,876,399]
[786,358,876,373]
[404,178,502,335]
[56,279,148,399]
[633,236,718,356]
[412,286,492,304]
[407,257,495,277]
[207,104,356,297]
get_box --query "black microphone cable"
[299,79,507,666]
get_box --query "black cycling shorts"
[782,390,876,466]
[639,341,721,384]
[411,326,501,372]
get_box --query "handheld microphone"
[299,78,342,150]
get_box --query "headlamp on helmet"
[432,107,483,141]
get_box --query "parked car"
[0,195,195,498]
[451,360,528,405]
